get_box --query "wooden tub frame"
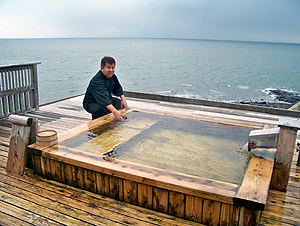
[27,110,296,226]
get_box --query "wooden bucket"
[36,130,58,146]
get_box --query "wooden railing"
[0,62,40,118]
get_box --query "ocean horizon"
[2,36,300,45]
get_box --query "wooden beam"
[270,118,300,191]
[58,109,133,142]
[27,144,238,204]
[234,150,275,211]
[271,127,298,191]
[6,115,33,175]
[8,115,32,127]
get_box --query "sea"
[1,38,300,107]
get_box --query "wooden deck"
[1,94,300,225]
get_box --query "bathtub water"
[60,111,252,185]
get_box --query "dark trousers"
[86,97,122,120]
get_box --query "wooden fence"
[0,62,40,118]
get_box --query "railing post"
[270,118,300,191]
[31,63,39,110]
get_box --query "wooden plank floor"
[1,94,300,225]
[0,147,205,226]
[259,151,300,226]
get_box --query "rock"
[237,88,300,109]
[238,100,292,109]
[268,89,300,104]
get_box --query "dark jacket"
[83,70,124,110]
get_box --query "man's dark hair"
[101,56,116,68]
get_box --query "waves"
[1,38,300,106]
[237,88,300,109]
[156,85,300,109]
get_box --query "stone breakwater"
[237,89,300,109]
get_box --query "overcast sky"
[1,0,299,43]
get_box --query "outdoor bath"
[60,111,252,185]
[28,108,278,225]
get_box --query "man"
[83,56,130,120]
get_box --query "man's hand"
[112,110,123,120]
[107,104,124,120]
[120,95,130,110]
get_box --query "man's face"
[101,63,115,78]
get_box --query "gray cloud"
[0,0,299,43]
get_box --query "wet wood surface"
[234,152,275,210]
[271,127,299,191]
[0,94,300,225]
[6,115,32,175]
[0,146,204,225]
[259,151,300,226]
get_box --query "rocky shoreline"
[236,89,300,109]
